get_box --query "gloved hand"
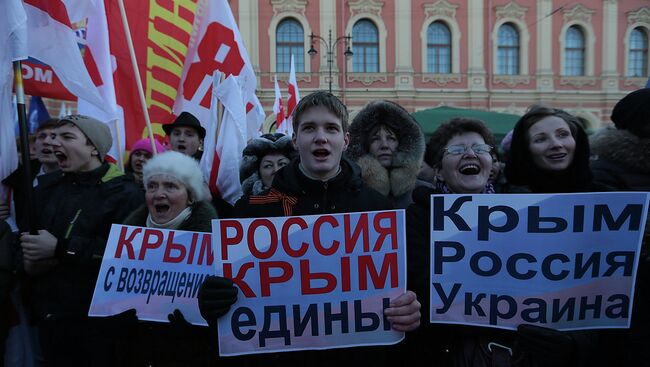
[197,276,238,327]
[516,324,575,367]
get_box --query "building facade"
[232,0,650,131]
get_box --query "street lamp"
[308,29,353,93]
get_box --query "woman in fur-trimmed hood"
[240,133,297,196]
[347,100,425,208]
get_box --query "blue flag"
[15,96,51,136]
[645,76,650,88]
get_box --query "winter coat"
[234,157,392,217]
[27,163,143,365]
[30,163,144,320]
[589,127,650,366]
[231,157,395,367]
[347,100,425,208]
[123,200,221,367]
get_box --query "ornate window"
[496,23,519,75]
[352,19,379,73]
[628,27,648,77]
[564,25,585,76]
[427,21,451,73]
[276,18,304,72]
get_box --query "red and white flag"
[23,0,107,113]
[201,74,246,205]
[285,54,301,136]
[76,0,123,164]
[273,75,287,134]
[174,0,263,143]
[0,0,27,195]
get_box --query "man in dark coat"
[200,91,420,367]
[590,88,650,366]
[19,115,144,366]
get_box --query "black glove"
[197,276,238,327]
[516,324,575,367]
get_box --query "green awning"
[411,106,521,144]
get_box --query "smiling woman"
[505,105,596,193]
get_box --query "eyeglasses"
[443,143,493,156]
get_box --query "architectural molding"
[270,0,308,16]
[269,74,312,83]
[559,76,597,87]
[423,0,459,19]
[495,1,528,22]
[348,0,384,18]
[493,75,531,87]
[421,73,462,86]
[347,73,388,86]
[623,24,650,77]
[627,7,650,25]
[563,4,596,24]
[624,77,648,88]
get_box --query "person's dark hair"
[37,118,59,132]
[504,105,592,192]
[425,117,495,167]
[292,91,349,133]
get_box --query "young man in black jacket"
[19,115,144,366]
[199,91,420,366]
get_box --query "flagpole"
[13,61,36,235]
[214,72,224,144]
[116,0,157,155]
[112,119,125,173]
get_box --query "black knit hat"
[163,111,206,139]
[239,133,296,183]
[611,88,650,138]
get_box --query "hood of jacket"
[590,127,650,173]
[346,100,425,197]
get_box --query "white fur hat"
[143,151,210,202]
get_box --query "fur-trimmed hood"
[239,133,296,184]
[123,200,217,232]
[590,127,650,173]
[346,100,425,198]
[241,172,269,197]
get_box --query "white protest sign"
[430,192,649,331]
[89,224,215,325]
[214,210,407,356]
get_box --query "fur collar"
[590,128,650,173]
[241,172,269,196]
[347,100,425,196]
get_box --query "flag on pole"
[23,0,108,114]
[76,0,123,163]
[285,54,301,136]
[174,0,263,144]
[273,76,287,133]
[58,101,70,118]
[0,0,27,195]
[201,71,222,197]
[201,75,246,205]
[27,96,50,133]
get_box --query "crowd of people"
[0,88,648,366]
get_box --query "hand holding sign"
[197,275,238,327]
[384,291,421,332]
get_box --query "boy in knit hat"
[19,115,144,365]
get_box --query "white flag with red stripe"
[202,75,246,205]
[23,0,107,113]
[285,54,301,136]
[273,75,287,134]
[76,0,122,164]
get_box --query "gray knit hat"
[58,115,112,161]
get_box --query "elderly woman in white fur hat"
[122,151,237,366]
[346,100,425,209]
[239,133,296,197]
